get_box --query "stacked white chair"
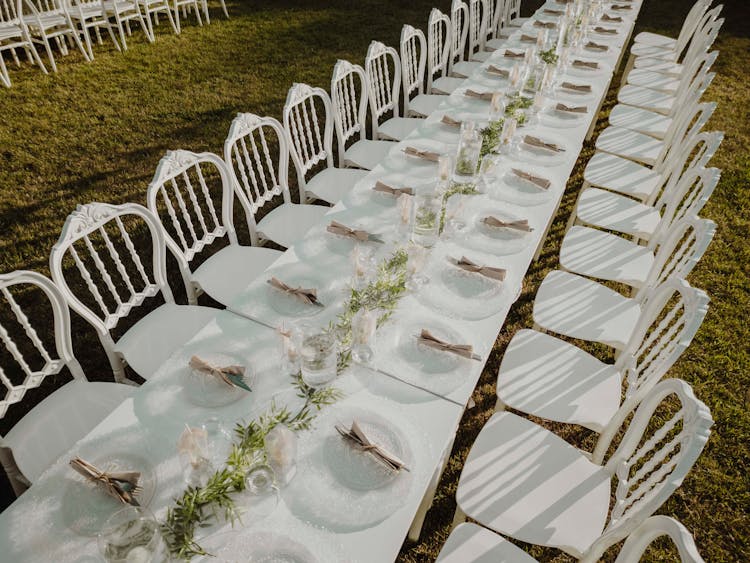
[68,0,120,58]
[223,112,328,248]
[146,149,282,306]
[0,0,48,87]
[364,40,423,141]
[426,7,463,95]
[399,24,445,117]
[330,59,394,170]
[134,0,176,40]
[283,82,369,204]
[438,515,706,562]
[170,0,201,34]
[100,0,151,48]
[19,0,90,72]
[0,270,135,494]
[50,202,217,383]
[453,378,713,560]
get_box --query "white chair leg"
[82,26,95,60]
[40,35,58,72]
[173,3,181,34]
[0,55,10,88]
[220,0,227,18]
[620,52,636,87]
[95,25,103,44]
[105,19,121,51]
[164,4,179,34]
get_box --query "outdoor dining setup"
[0,0,725,561]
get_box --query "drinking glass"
[279,322,301,376]
[411,191,442,248]
[437,154,454,184]
[453,130,482,183]
[396,193,413,240]
[265,424,298,486]
[498,118,518,155]
[405,244,430,289]
[351,245,376,289]
[489,92,505,123]
[351,308,377,364]
[239,453,280,518]
[298,324,337,387]
[443,194,468,239]
[178,425,212,487]
[477,154,503,197]
[98,507,161,563]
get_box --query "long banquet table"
[0,1,642,560]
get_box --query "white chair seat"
[432,75,465,94]
[23,13,68,30]
[192,245,281,305]
[626,68,681,94]
[595,126,663,166]
[576,187,662,239]
[0,23,24,40]
[114,303,217,378]
[377,117,422,141]
[497,329,622,432]
[630,42,674,60]
[484,37,504,50]
[4,380,135,482]
[583,151,662,201]
[608,104,672,139]
[617,84,675,115]
[633,57,683,76]
[560,226,654,288]
[452,60,482,78]
[456,410,610,557]
[470,50,492,62]
[533,270,640,349]
[70,4,105,18]
[436,522,538,563]
[634,31,678,49]
[408,94,446,117]
[304,168,369,204]
[344,139,394,170]
[256,202,329,248]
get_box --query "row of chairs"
[437,1,725,561]
[0,0,227,87]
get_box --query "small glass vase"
[411,188,442,248]
[453,130,482,183]
[298,324,337,388]
[351,308,377,364]
[98,506,162,563]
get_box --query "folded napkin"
[440,114,462,128]
[585,41,609,52]
[612,4,632,10]
[403,146,441,162]
[602,13,623,22]
[561,81,592,93]
[452,256,506,281]
[372,181,414,197]
[482,215,533,232]
[267,277,323,307]
[512,168,551,189]
[524,135,565,153]
[593,26,618,34]
[504,49,525,59]
[543,8,563,15]
[69,457,141,506]
[188,355,251,391]
[327,221,384,243]
[335,420,410,472]
[417,329,481,360]
[533,20,557,29]
[464,89,494,102]
[487,65,510,78]
[520,34,537,43]
[556,102,588,114]
[572,59,600,69]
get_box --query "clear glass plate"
[265,276,332,318]
[417,263,506,320]
[197,530,318,563]
[183,351,255,408]
[511,133,570,166]
[539,103,589,128]
[489,169,554,206]
[461,207,534,255]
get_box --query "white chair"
[426,7,463,95]
[498,275,710,432]
[50,202,218,383]
[330,59,394,170]
[400,24,445,117]
[572,138,722,241]
[466,0,491,62]
[20,0,91,72]
[146,149,281,306]
[224,112,328,249]
[631,0,709,51]
[448,0,482,78]
[196,0,225,23]
[364,40,422,142]
[171,0,201,34]
[283,82,369,205]
[135,0,176,40]
[0,270,135,494]
[68,0,120,59]
[503,0,526,30]
[438,516,706,563]
[483,0,509,50]
[100,0,151,48]
[0,0,48,87]
[454,378,713,559]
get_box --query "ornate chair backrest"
[658,98,716,168]
[449,0,469,70]
[617,277,710,406]
[488,0,506,39]
[467,0,487,57]
[365,40,402,136]
[330,60,369,166]
[21,0,66,16]
[673,0,712,58]
[614,516,705,563]
[506,0,522,24]
[50,202,174,343]
[146,150,236,299]
[224,113,292,245]
[0,0,20,22]
[590,379,712,551]
[426,8,451,91]
[282,82,335,194]
[400,25,427,110]
[678,4,722,62]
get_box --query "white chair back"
[400,25,427,115]
[449,0,469,72]
[467,0,487,58]
[677,4,723,63]
[365,40,402,136]
[331,60,369,166]
[427,8,451,92]
[282,82,335,200]
[589,378,712,553]
[614,516,705,563]
[658,98,716,170]
[671,0,712,59]
[0,0,20,22]
[224,112,293,244]
[146,149,237,303]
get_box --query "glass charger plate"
[554,82,597,101]
[197,530,318,563]
[283,406,415,532]
[488,167,555,206]
[182,351,256,408]
[61,449,156,537]
[510,132,570,166]
[460,206,535,255]
[265,275,337,318]
[343,173,431,208]
[382,138,451,175]
[565,59,609,78]
[539,102,590,128]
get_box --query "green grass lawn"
[0,0,748,560]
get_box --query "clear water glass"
[453,130,482,183]
[265,424,298,486]
[351,245,376,289]
[298,324,337,387]
[443,194,468,240]
[489,92,505,122]
[498,118,518,155]
[396,193,414,240]
[178,426,212,487]
[98,507,161,563]
[278,322,301,376]
[411,191,442,248]
[240,456,280,517]
[351,308,377,364]
[437,154,454,183]
[405,244,431,289]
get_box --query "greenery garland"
[539,47,559,65]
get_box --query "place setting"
[479,157,556,206]
[456,198,537,256]
[343,172,431,209]
[182,351,256,408]
[383,138,455,176]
